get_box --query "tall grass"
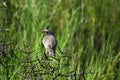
[0,0,120,80]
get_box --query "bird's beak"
[42,30,45,33]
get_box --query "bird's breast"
[42,35,57,49]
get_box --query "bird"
[42,29,57,57]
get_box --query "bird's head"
[42,29,54,35]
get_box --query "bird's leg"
[44,50,48,59]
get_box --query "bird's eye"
[46,32,49,34]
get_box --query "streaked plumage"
[42,29,57,56]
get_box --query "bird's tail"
[49,50,55,56]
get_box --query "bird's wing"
[49,35,57,49]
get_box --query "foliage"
[0,0,120,80]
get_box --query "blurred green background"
[0,0,120,80]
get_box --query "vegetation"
[0,0,120,80]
